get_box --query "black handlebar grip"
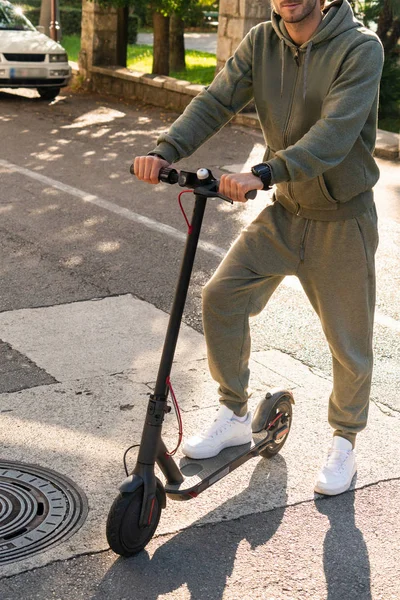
[159,167,179,185]
[245,189,257,200]
[129,164,178,185]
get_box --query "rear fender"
[252,388,294,433]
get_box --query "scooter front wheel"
[106,486,163,556]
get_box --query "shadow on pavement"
[92,456,288,600]
[315,481,372,600]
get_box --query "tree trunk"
[116,6,129,67]
[376,0,400,53]
[169,14,186,72]
[152,11,170,75]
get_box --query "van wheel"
[37,87,60,100]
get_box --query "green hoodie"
[151,0,384,221]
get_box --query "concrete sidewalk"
[0,294,399,584]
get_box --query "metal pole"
[49,0,59,41]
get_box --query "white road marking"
[0,159,226,259]
[1,158,399,333]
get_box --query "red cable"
[165,376,183,456]
[178,190,194,234]
[268,412,283,429]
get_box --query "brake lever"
[216,189,258,202]
[216,192,234,204]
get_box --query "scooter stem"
[153,193,207,397]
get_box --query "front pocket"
[276,175,338,211]
[317,175,337,204]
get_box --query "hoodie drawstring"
[303,41,313,101]
[280,38,285,97]
[280,40,313,102]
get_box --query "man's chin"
[280,6,304,21]
[283,15,305,23]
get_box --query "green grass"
[62,35,216,85]
[62,34,81,63]
[127,44,216,85]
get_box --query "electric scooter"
[106,165,294,556]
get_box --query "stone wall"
[216,0,271,71]
[75,63,261,131]
[79,0,119,80]
[89,66,206,113]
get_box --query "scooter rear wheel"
[259,397,293,458]
[106,487,162,556]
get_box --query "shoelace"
[325,449,351,473]
[204,418,233,439]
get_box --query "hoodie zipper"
[283,48,301,207]
[283,48,300,148]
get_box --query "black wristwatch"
[251,163,272,190]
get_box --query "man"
[134,0,384,495]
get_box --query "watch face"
[252,163,270,177]
[251,163,271,189]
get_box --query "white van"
[0,0,71,100]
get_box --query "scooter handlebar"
[129,164,257,201]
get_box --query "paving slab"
[0,295,206,382]
[0,295,399,579]
[374,129,400,161]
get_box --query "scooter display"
[106,165,294,556]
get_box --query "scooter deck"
[164,431,269,498]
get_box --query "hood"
[271,0,363,101]
[271,0,363,49]
[0,30,65,54]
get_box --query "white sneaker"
[314,436,357,496]
[182,405,252,460]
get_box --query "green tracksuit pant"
[202,201,379,447]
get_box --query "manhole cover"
[0,460,88,564]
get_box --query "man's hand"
[219,172,263,202]
[133,155,170,184]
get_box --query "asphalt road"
[0,86,399,598]
[2,480,399,600]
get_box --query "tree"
[169,0,206,73]
[170,13,185,71]
[127,0,193,75]
[126,0,203,75]
[353,0,400,52]
[352,0,400,120]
